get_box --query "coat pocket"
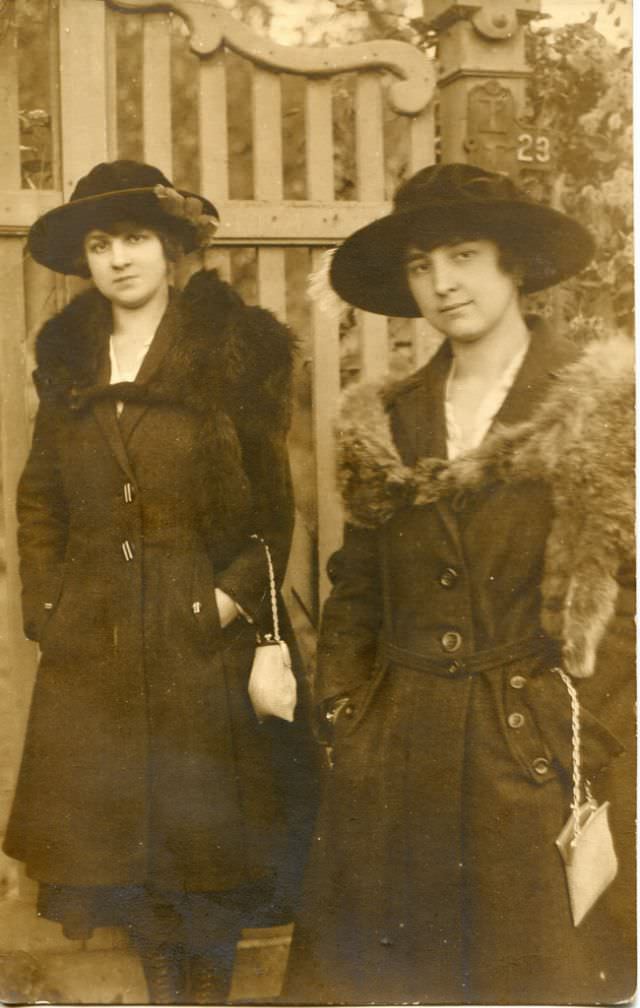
[333,658,389,740]
[525,670,625,780]
[24,567,65,645]
[190,552,223,651]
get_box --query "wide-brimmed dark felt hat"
[330,163,595,317]
[29,160,219,275]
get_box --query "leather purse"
[554,668,618,927]
[247,537,297,723]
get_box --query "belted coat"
[4,270,315,905]
[285,323,635,1005]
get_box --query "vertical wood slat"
[48,0,63,192]
[200,51,231,281]
[408,103,436,175]
[59,0,109,195]
[408,102,437,366]
[305,80,342,604]
[200,51,229,200]
[0,18,38,692]
[355,73,388,381]
[105,5,119,159]
[0,23,39,875]
[355,73,385,200]
[142,12,173,176]
[309,251,342,605]
[253,68,285,319]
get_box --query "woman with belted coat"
[284,163,635,1005]
[4,160,316,1004]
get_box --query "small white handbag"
[247,537,297,723]
[554,668,618,927]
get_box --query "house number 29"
[517,133,551,164]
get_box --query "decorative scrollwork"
[107,0,435,115]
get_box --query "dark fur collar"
[34,268,295,431]
[337,334,635,679]
[34,270,296,560]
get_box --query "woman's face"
[405,238,522,346]
[84,220,170,310]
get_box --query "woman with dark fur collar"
[4,160,316,1004]
[284,164,635,1005]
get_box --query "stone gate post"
[422,1,545,177]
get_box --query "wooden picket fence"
[0,0,437,842]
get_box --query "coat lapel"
[86,293,182,477]
[391,339,450,465]
[390,320,579,546]
[118,295,181,444]
[391,339,463,545]
[491,318,579,429]
[88,335,138,483]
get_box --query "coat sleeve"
[215,424,294,627]
[214,297,296,627]
[16,400,69,641]
[313,522,384,709]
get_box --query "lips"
[440,301,471,314]
[113,275,138,284]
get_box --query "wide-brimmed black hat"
[28,160,219,275]
[330,163,595,317]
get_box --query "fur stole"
[33,269,296,558]
[337,334,635,679]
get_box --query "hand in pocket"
[214,587,240,629]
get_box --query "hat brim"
[330,200,595,317]
[28,187,218,275]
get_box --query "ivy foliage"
[523,4,632,334]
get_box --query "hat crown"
[70,160,174,203]
[394,162,525,213]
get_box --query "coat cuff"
[216,543,270,627]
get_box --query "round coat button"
[439,567,459,589]
[509,674,527,689]
[447,660,462,675]
[533,757,550,775]
[507,712,525,729]
[441,630,462,653]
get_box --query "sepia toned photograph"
[0,0,634,1003]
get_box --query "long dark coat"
[4,270,315,904]
[285,322,635,1005]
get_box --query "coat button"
[344,705,354,718]
[441,630,462,653]
[439,567,459,589]
[507,712,525,729]
[447,660,463,675]
[123,482,135,503]
[509,674,527,689]
[532,757,550,775]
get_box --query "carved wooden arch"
[108,0,436,116]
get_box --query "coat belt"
[380,635,560,679]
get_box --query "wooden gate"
[0,0,437,867]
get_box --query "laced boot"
[188,954,229,1005]
[139,942,188,1005]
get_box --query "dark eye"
[407,260,431,275]
[87,240,108,254]
[127,232,147,244]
